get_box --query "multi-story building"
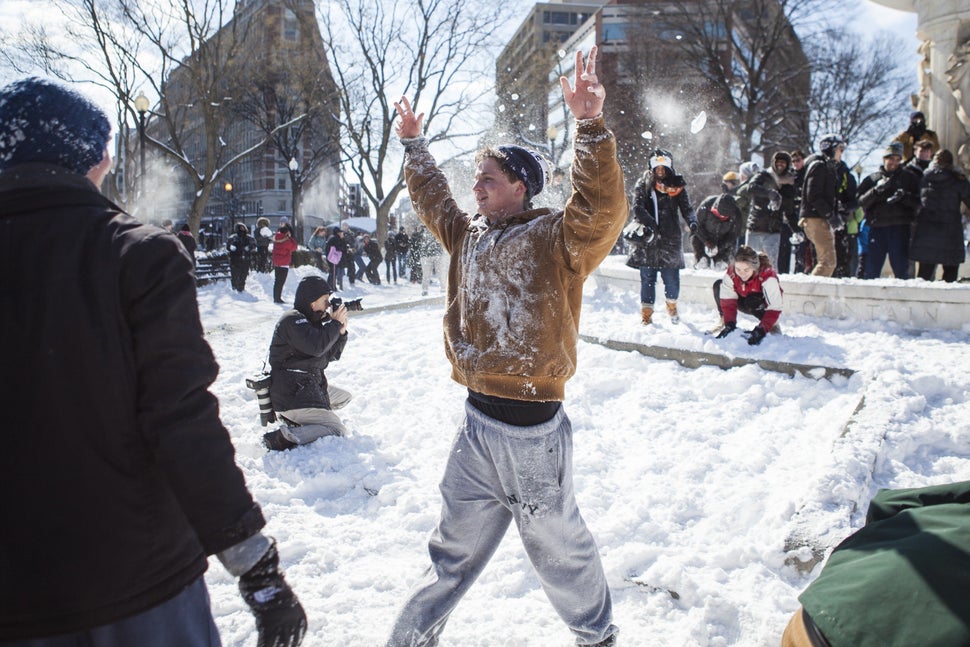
[502,0,809,198]
[137,0,341,244]
[494,1,605,150]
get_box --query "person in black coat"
[362,233,383,284]
[253,216,273,272]
[177,222,198,269]
[226,222,257,291]
[625,148,697,324]
[691,172,742,268]
[265,276,352,451]
[769,153,800,273]
[384,231,398,283]
[0,77,305,646]
[798,134,844,277]
[395,225,410,278]
[910,149,970,282]
[789,150,812,273]
[858,142,921,279]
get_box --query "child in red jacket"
[713,245,783,345]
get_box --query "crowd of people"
[221,219,449,298]
[695,110,968,285]
[624,109,969,341]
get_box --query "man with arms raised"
[387,47,625,647]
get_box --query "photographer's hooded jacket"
[0,164,264,639]
[268,277,347,411]
[401,116,627,402]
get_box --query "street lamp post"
[224,181,236,228]
[288,156,302,242]
[546,125,559,165]
[133,94,150,193]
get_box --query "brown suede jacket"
[402,117,627,401]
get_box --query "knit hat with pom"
[498,145,549,199]
[0,77,111,175]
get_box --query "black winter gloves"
[238,542,307,647]
[689,221,698,235]
[715,322,736,339]
[746,326,767,345]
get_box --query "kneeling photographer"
[264,276,353,450]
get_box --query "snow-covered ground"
[199,261,970,647]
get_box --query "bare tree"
[320,0,508,241]
[229,1,340,243]
[804,29,909,164]
[663,0,840,160]
[10,0,302,237]
[3,1,147,210]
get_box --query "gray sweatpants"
[387,401,616,646]
[277,385,352,444]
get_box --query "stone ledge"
[594,257,970,331]
[579,334,854,380]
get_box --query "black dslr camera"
[329,296,363,311]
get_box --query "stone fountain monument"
[871,1,970,169]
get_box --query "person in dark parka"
[266,276,352,450]
[910,149,970,282]
[857,142,921,279]
[227,221,257,292]
[0,77,305,646]
[691,172,743,268]
[798,134,844,277]
[625,148,698,324]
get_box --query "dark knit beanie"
[0,77,111,175]
[497,145,548,199]
[910,111,925,123]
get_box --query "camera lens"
[330,296,342,309]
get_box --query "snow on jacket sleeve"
[557,116,629,275]
[401,139,471,255]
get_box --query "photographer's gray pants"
[387,401,616,646]
[277,385,351,444]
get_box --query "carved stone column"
[870,0,970,167]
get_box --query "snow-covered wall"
[593,256,970,331]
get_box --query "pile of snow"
[200,263,970,646]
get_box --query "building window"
[602,23,628,43]
[279,200,287,212]
[543,11,575,26]
[278,178,287,190]
[283,9,298,42]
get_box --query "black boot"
[262,429,298,451]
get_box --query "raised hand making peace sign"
[559,46,605,120]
